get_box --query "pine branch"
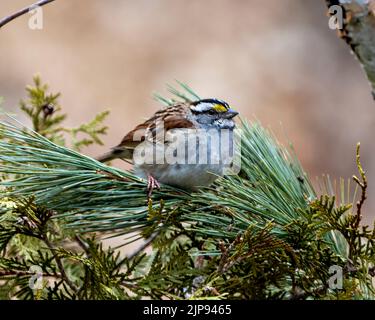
[0,270,61,278]
[1,78,374,299]
[0,118,188,234]
[0,0,56,29]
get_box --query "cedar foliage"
[0,77,374,300]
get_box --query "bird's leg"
[147,174,160,198]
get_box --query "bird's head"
[190,98,239,129]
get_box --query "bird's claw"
[147,174,160,199]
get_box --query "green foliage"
[0,77,145,300]
[0,77,374,300]
[69,110,110,151]
[0,197,149,299]
[20,75,64,139]
[19,75,109,150]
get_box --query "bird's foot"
[147,174,160,199]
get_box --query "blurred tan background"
[0,0,374,224]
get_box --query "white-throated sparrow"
[97,99,239,196]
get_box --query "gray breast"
[133,127,236,190]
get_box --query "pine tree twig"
[0,0,56,29]
[0,270,62,278]
[74,235,91,257]
[120,280,140,291]
[127,233,158,260]
[217,234,242,274]
[42,235,78,293]
[352,143,367,229]
[95,170,133,183]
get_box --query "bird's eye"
[208,109,217,115]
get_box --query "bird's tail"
[95,150,119,163]
[95,148,132,163]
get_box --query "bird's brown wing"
[112,104,194,159]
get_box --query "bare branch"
[326,0,375,99]
[0,0,56,29]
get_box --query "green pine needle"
[1,78,374,299]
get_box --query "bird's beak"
[224,108,239,119]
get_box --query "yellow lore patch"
[213,104,228,113]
